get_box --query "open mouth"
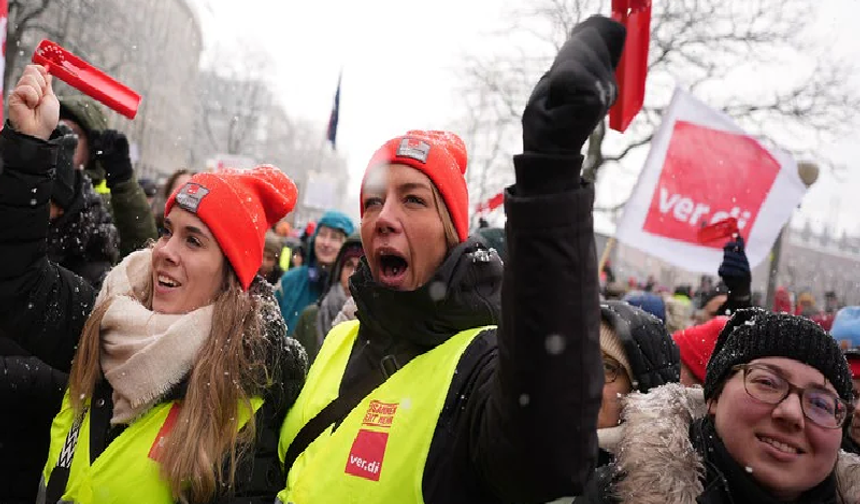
[757,435,803,455]
[378,252,408,287]
[157,274,182,289]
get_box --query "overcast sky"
[193,0,859,233]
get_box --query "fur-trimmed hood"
[610,383,860,504]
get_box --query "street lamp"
[765,161,820,310]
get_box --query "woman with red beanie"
[277,15,627,504]
[0,65,307,503]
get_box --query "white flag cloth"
[615,87,807,274]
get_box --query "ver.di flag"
[615,87,808,274]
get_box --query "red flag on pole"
[609,0,651,132]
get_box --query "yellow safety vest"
[277,320,492,504]
[279,246,292,272]
[41,392,262,503]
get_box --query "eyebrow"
[164,218,214,242]
[756,363,835,393]
[397,181,432,193]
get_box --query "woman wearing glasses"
[577,308,860,503]
[595,301,680,467]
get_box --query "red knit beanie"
[672,316,729,383]
[165,165,298,291]
[362,130,469,242]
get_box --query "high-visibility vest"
[280,246,292,272]
[41,392,262,503]
[277,320,492,503]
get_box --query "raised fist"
[8,65,59,141]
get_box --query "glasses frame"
[603,357,625,384]
[731,364,851,429]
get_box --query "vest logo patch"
[148,403,182,462]
[345,400,399,481]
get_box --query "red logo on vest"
[148,403,182,462]
[344,400,399,481]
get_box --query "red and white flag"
[615,87,807,273]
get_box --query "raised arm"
[0,65,97,372]
[470,17,627,502]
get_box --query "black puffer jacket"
[0,343,68,504]
[0,126,307,504]
[287,150,603,503]
[600,300,680,393]
[47,170,119,289]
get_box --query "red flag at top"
[609,0,651,132]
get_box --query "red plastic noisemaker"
[609,0,651,132]
[697,217,739,244]
[32,40,141,119]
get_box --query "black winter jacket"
[300,151,603,503]
[47,170,119,290]
[0,126,307,504]
[0,351,68,503]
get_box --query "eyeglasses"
[603,357,625,384]
[732,364,851,429]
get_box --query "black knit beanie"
[704,308,853,403]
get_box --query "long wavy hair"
[68,259,276,503]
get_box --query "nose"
[771,390,805,430]
[154,235,180,265]
[375,198,403,236]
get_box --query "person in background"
[292,233,363,363]
[58,95,157,257]
[276,210,354,333]
[830,306,860,350]
[796,291,818,318]
[843,349,860,455]
[664,285,693,333]
[672,315,729,387]
[46,124,120,290]
[260,231,285,285]
[578,309,860,503]
[622,289,666,323]
[138,177,158,208]
[774,286,794,314]
[595,301,680,467]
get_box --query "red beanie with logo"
[672,316,729,383]
[362,130,469,243]
[165,165,297,291]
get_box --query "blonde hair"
[430,184,460,249]
[68,261,274,503]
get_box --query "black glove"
[92,129,133,187]
[718,236,751,299]
[49,123,80,210]
[522,16,626,157]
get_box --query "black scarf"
[691,416,838,503]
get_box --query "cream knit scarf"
[96,249,213,424]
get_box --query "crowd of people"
[0,14,858,504]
